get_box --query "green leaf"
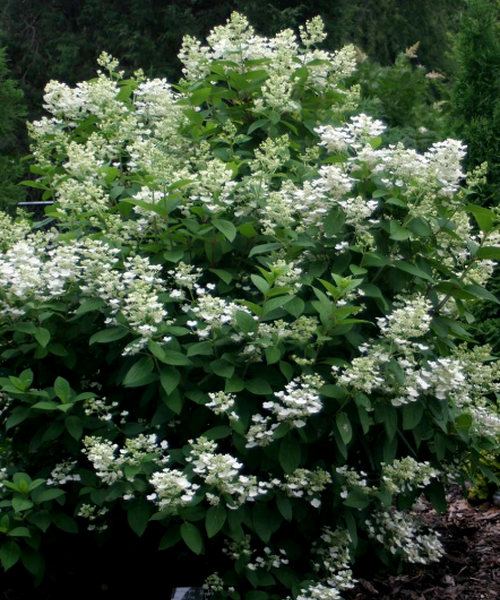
[249,242,282,257]
[158,350,192,366]
[34,327,51,348]
[455,413,473,431]
[343,488,370,510]
[181,522,204,554]
[252,503,281,543]
[33,401,59,411]
[284,297,305,318]
[30,511,51,533]
[425,481,447,514]
[209,268,233,284]
[265,346,281,365]
[0,541,20,571]
[191,88,212,106]
[389,220,412,241]
[408,217,433,237]
[161,389,183,415]
[54,377,71,402]
[159,525,182,550]
[246,593,269,600]
[160,366,181,396]
[463,283,499,304]
[36,489,65,503]
[336,412,352,445]
[52,512,78,534]
[279,435,301,474]
[6,407,30,430]
[14,322,37,334]
[251,275,270,295]
[21,547,43,576]
[236,311,258,333]
[127,498,152,537]
[324,208,346,237]
[65,416,83,441]
[375,404,398,441]
[203,426,232,440]
[276,495,293,521]
[394,260,433,282]
[467,204,495,232]
[7,527,31,538]
[246,378,272,395]
[19,369,34,389]
[205,503,227,538]
[402,403,424,430]
[213,219,237,242]
[123,357,155,388]
[89,327,128,345]
[75,298,106,316]
[12,497,34,512]
[476,246,500,260]
[210,359,234,379]
[186,341,213,357]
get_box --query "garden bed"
[346,491,500,600]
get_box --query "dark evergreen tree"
[450,0,500,205]
[0,47,27,206]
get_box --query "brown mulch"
[346,491,500,600]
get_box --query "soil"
[345,490,500,600]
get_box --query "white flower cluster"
[188,294,251,339]
[84,396,119,422]
[367,508,444,564]
[376,295,433,344]
[148,469,199,510]
[312,528,355,592]
[263,374,324,428]
[245,414,279,449]
[47,460,81,486]
[248,546,290,571]
[336,465,374,500]
[168,262,203,291]
[179,13,358,112]
[77,503,109,532]
[246,375,324,448]
[82,434,169,485]
[294,583,341,600]
[187,437,273,507]
[316,114,386,153]
[206,391,237,418]
[381,458,439,494]
[282,468,332,507]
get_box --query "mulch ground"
[346,491,500,600]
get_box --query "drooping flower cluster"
[311,528,356,593]
[282,468,332,507]
[47,460,81,486]
[381,458,440,494]
[366,508,444,564]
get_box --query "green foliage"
[0,47,26,206]
[0,14,499,596]
[356,51,449,151]
[450,0,500,204]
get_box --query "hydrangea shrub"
[1,13,500,597]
